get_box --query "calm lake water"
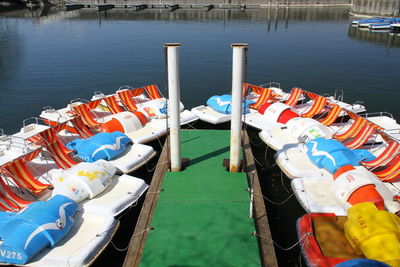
[0,6,400,266]
[1,7,400,134]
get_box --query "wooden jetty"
[96,4,114,11]
[134,4,147,10]
[122,130,278,266]
[64,3,84,10]
[167,4,179,11]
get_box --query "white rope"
[241,144,264,167]
[253,232,311,251]
[145,158,158,173]
[247,132,266,146]
[253,192,295,205]
[280,170,290,194]
[110,226,154,252]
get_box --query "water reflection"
[348,25,400,49]
[2,6,350,23]
[0,6,399,131]
[0,19,20,81]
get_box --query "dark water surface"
[0,6,400,266]
[1,7,400,134]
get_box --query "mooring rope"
[247,132,266,146]
[253,232,311,251]
[280,171,291,194]
[110,227,154,252]
[252,192,295,205]
[145,158,158,173]
[241,144,264,167]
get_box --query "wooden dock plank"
[122,137,169,267]
[243,131,279,267]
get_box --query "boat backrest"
[0,174,33,211]
[250,87,273,110]
[318,104,343,126]
[333,116,368,141]
[117,88,144,112]
[143,84,162,100]
[45,140,80,170]
[1,148,51,195]
[242,83,250,96]
[301,92,327,118]
[70,116,94,139]
[104,95,124,114]
[343,123,377,150]
[362,140,400,168]
[72,100,102,128]
[283,87,303,107]
[373,154,400,182]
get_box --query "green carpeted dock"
[140,129,260,266]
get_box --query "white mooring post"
[165,43,182,172]
[229,43,248,173]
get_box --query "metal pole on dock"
[229,43,248,173]
[164,43,182,172]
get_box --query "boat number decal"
[0,250,23,260]
[346,174,355,183]
[77,171,106,181]
[102,176,112,187]
[357,216,368,229]
[143,107,156,117]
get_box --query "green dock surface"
[141,130,260,266]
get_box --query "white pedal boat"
[275,123,399,180]
[40,102,168,145]
[275,129,400,179]
[292,173,400,216]
[0,136,149,217]
[11,120,156,174]
[191,82,289,125]
[364,112,400,140]
[93,90,199,127]
[260,116,336,151]
[27,210,118,267]
[259,102,396,151]
[244,89,365,131]
[7,161,146,266]
[0,140,149,266]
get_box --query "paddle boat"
[40,84,198,144]
[274,115,400,178]
[0,128,149,265]
[191,82,291,125]
[0,125,149,215]
[93,84,198,131]
[275,133,400,215]
[12,117,156,174]
[351,17,384,25]
[244,87,365,132]
[259,100,398,151]
[391,23,400,32]
[369,18,400,30]
[355,18,390,27]
[297,202,400,267]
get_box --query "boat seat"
[313,216,363,260]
